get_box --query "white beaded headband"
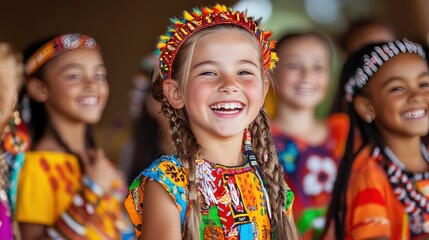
[345,39,426,102]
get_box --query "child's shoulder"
[146,155,183,170]
[23,150,79,171]
[131,155,187,190]
[125,155,189,234]
[25,150,76,159]
[350,146,388,188]
[327,113,350,132]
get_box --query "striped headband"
[25,34,98,77]
[345,39,426,102]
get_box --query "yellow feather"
[183,11,194,21]
[270,52,279,69]
[157,42,166,49]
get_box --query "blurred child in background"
[271,32,349,239]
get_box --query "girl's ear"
[354,95,376,122]
[163,79,184,109]
[263,78,269,98]
[26,78,48,103]
[261,78,270,108]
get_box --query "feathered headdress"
[156,4,278,80]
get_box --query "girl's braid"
[249,108,299,239]
[154,78,202,239]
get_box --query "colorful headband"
[25,34,98,76]
[345,39,426,102]
[156,4,278,80]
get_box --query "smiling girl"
[325,39,429,239]
[16,34,126,239]
[270,32,349,239]
[124,4,299,240]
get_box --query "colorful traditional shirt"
[0,195,12,239]
[345,146,429,240]
[124,155,294,239]
[0,153,12,240]
[16,151,123,239]
[271,113,349,239]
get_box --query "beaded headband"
[345,39,426,102]
[156,4,278,80]
[25,34,98,76]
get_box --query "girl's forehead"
[47,49,103,67]
[278,37,330,58]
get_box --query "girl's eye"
[314,65,325,71]
[66,74,81,80]
[200,71,216,76]
[286,63,302,70]
[238,70,252,75]
[419,81,429,88]
[95,72,107,81]
[389,86,405,93]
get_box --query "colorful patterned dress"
[271,113,349,239]
[345,146,429,240]
[124,155,294,239]
[0,153,12,239]
[16,151,125,239]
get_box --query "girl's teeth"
[296,87,316,93]
[210,102,243,110]
[403,110,426,119]
[79,97,98,106]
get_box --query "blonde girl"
[125,4,299,240]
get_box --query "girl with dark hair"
[16,34,127,239]
[271,32,349,239]
[324,39,429,239]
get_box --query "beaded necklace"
[375,144,429,235]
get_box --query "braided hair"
[152,25,299,240]
[323,40,428,238]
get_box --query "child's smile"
[209,101,244,117]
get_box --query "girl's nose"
[219,75,239,94]
[408,88,426,103]
[83,77,98,92]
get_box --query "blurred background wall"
[1,0,428,162]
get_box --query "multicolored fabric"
[345,146,429,240]
[271,113,349,239]
[16,151,123,239]
[125,155,294,239]
[0,197,12,239]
